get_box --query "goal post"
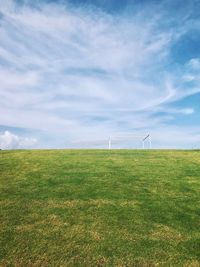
[142,134,152,149]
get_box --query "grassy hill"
[0,150,200,266]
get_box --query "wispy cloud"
[0,0,200,148]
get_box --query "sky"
[0,0,200,149]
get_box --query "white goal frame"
[72,134,152,149]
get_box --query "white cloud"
[152,106,194,115]
[186,58,200,70]
[0,131,37,150]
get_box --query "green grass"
[0,149,200,266]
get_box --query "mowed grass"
[0,150,200,267]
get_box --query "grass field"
[0,149,200,266]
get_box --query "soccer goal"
[72,134,152,149]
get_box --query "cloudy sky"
[0,0,200,149]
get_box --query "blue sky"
[0,0,200,149]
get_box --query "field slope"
[0,150,200,266]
